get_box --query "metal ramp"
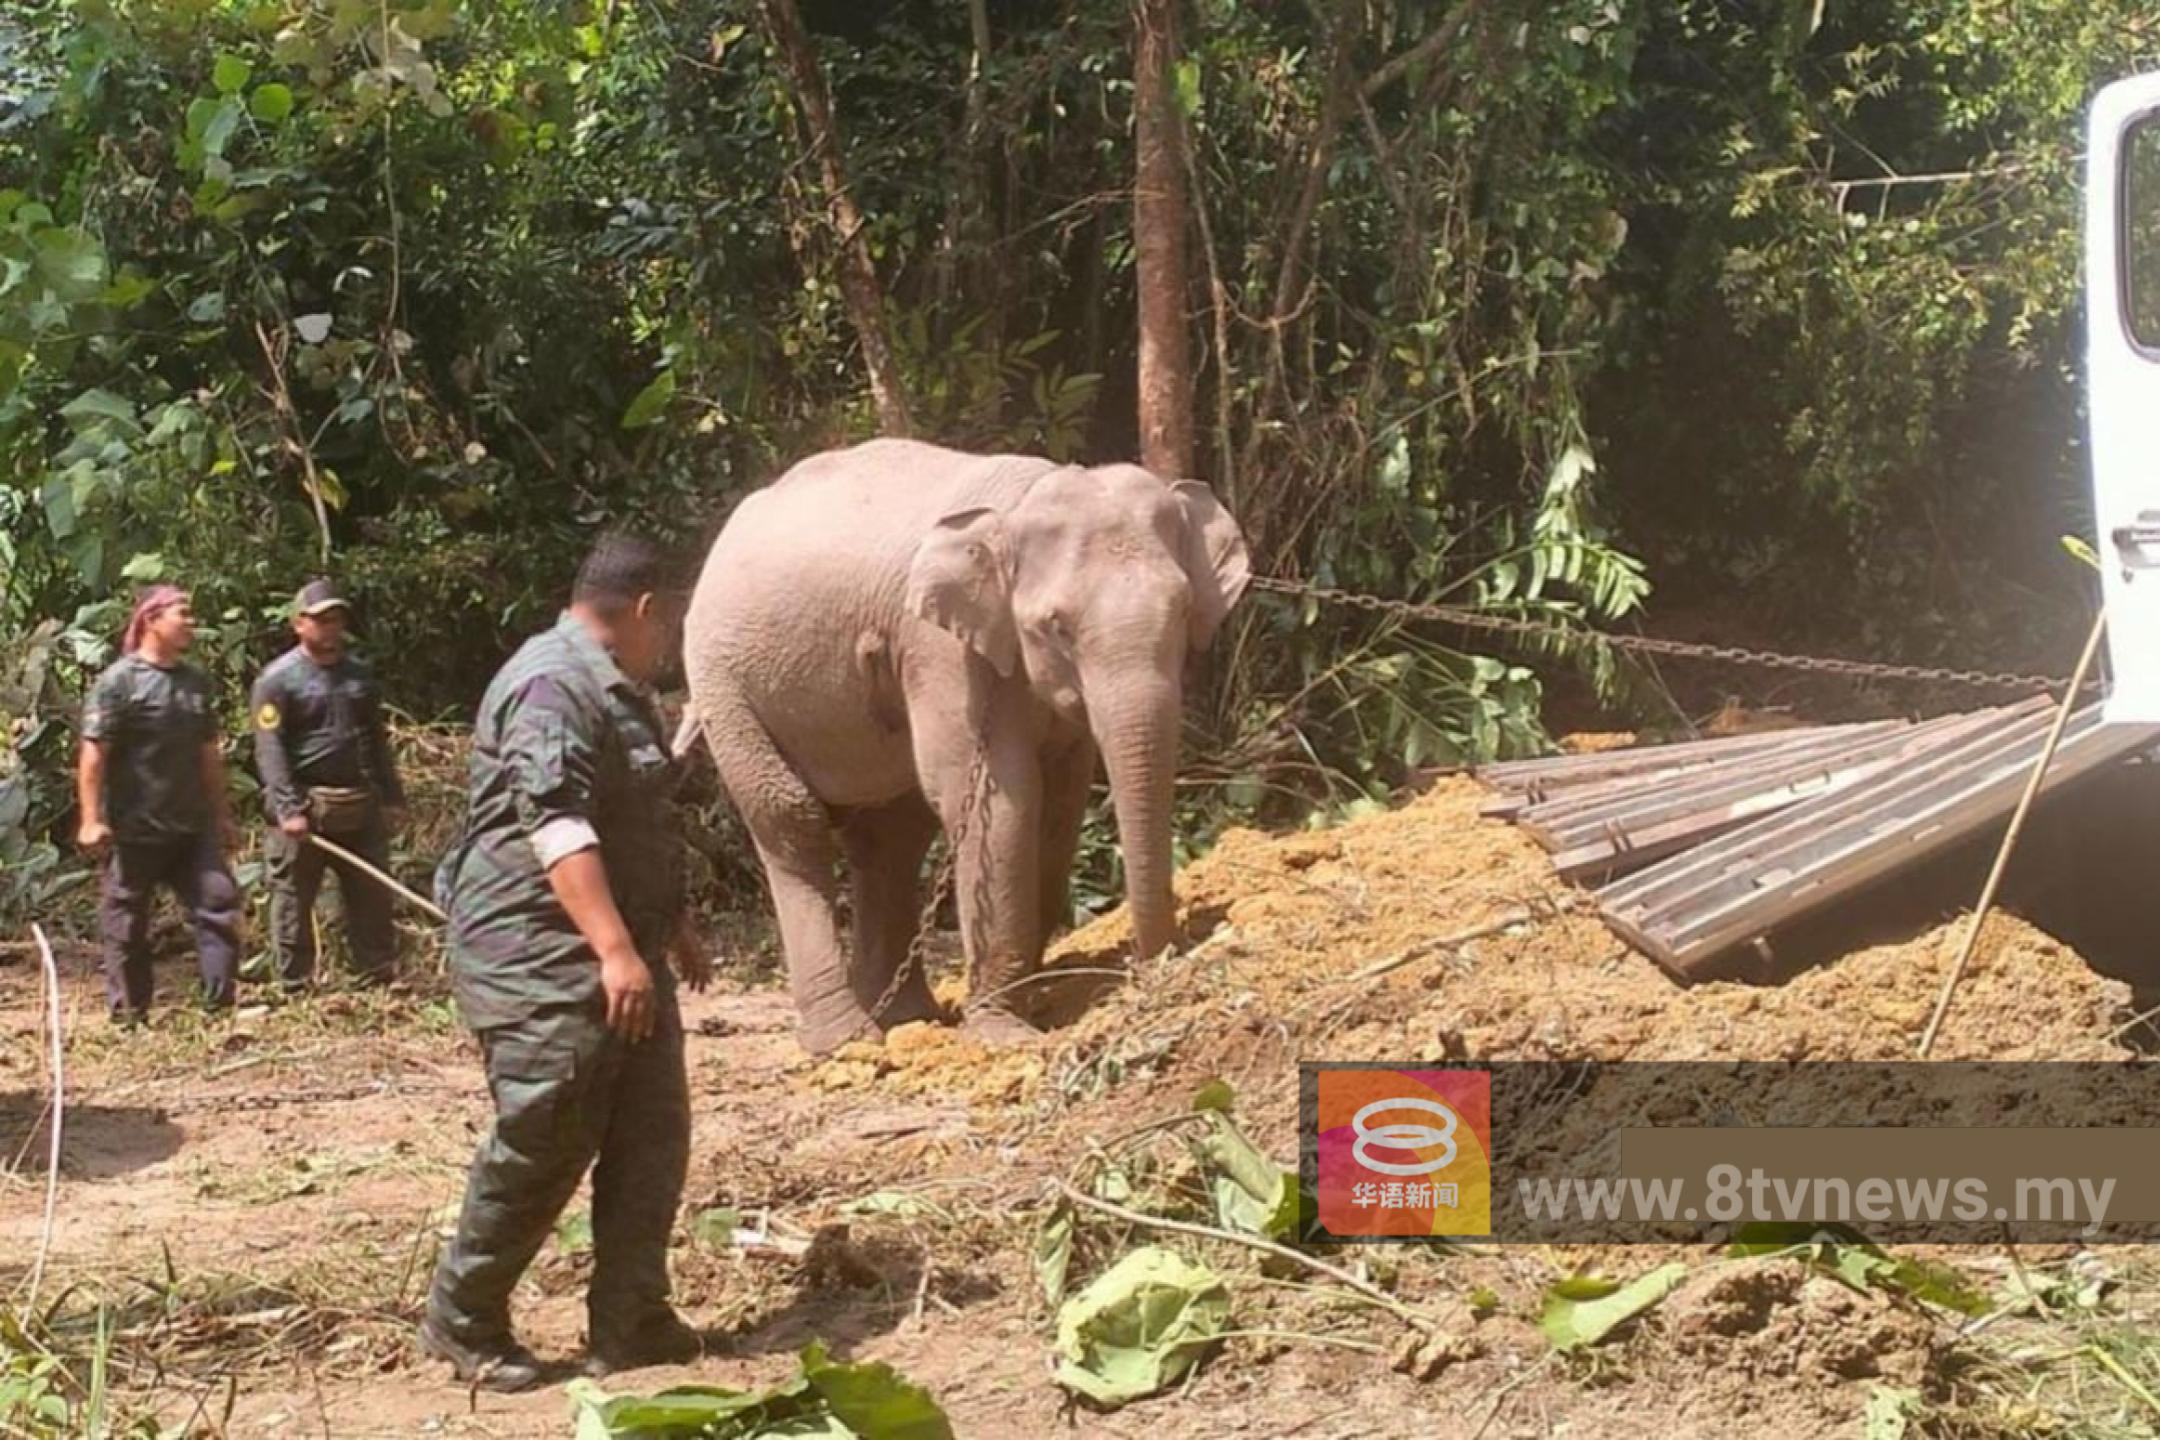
[1476,702,2160,981]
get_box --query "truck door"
[2091,71,2160,722]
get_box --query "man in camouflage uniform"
[421,534,710,1392]
[251,578,408,990]
[76,585,242,1022]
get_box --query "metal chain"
[857,741,991,1035]
[153,1078,460,1116]
[1250,576,2084,694]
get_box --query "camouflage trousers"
[264,822,396,987]
[426,985,689,1348]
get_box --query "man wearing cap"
[250,579,409,991]
[77,585,243,1022]
[421,533,710,1392]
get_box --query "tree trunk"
[759,0,914,436]
[931,0,994,325]
[1132,0,1193,478]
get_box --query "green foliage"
[2,0,2148,912]
[1051,1246,1231,1408]
[1190,1109,1299,1242]
[1864,1384,1922,1440]
[1538,1262,1688,1351]
[0,1306,157,1439]
[1035,1202,1075,1308]
[1603,0,2160,634]
[569,1342,953,1440]
[0,610,111,927]
[1726,1223,1989,1314]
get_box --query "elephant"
[678,438,1251,1056]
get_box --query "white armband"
[530,817,601,870]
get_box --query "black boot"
[418,1314,544,1393]
[584,1309,704,1378]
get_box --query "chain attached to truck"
[1248,575,2083,695]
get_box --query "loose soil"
[2,774,2152,1437]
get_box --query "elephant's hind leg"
[704,704,869,1057]
[840,793,943,1031]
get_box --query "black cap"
[294,578,350,617]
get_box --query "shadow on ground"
[0,1092,185,1179]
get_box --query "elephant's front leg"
[1037,733,1099,943]
[909,675,1044,1041]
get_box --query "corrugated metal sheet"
[1476,703,2160,980]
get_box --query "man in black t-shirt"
[251,578,407,989]
[76,585,241,1022]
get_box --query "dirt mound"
[821,776,2127,1106]
[782,772,2120,1434]
[1614,1259,1948,1434]
[811,1022,1045,1107]
[1663,1260,1938,1385]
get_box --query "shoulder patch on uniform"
[256,701,281,730]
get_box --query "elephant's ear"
[1171,481,1252,652]
[906,507,1019,677]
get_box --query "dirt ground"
[4,774,2156,1438]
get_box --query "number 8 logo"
[1351,1096,1459,1175]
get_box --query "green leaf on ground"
[1034,1203,1074,1307]
[799,1341,953,1440]
[1190,1078,1235,1114]
[1727,1225,1986,1315]
[1053,1246,1230,1407]
[1546,1274,1623,1302]
[840,1191,952,1222]
[1865,1385,1921,1440]
[31,228,107,298]
[1193,1111,1297,1240]
[568,1341,952,1439]
[689,1206,741,1247]
[1539,1262,1686,1351]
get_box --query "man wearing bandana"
[76,585,242,1022]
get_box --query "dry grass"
[1921,1252,2160,1438]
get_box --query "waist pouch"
[306,785,379,836]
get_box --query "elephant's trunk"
[1092,684,1181,962]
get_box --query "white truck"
[2089,72,2160,719]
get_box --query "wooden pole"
[305,832,447,924]
[1917,608,2107,1058]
